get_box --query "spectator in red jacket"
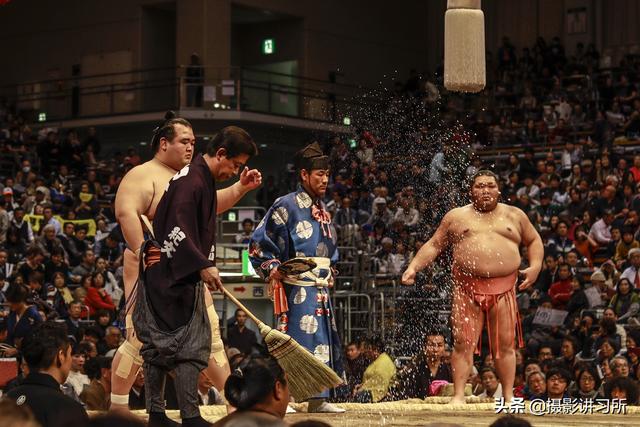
[84,271,115,318]
[549,263,574,308]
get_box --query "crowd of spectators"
[307,36,640,405]
[4,33,640,425]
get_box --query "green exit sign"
[262,38,275,55]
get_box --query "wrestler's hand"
[200,266,223,292]
[401,267,416,285]
[518,266,539,291]
[239,167,262,191]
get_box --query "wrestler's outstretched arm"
[401,211,453,285]
[516,208,544,290]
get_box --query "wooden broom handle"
[218,285,264,326]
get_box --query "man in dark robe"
[134,126,260,427]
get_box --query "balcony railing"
[0,66,374,125]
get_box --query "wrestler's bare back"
[446,203,525,278]
[115,159,178,299]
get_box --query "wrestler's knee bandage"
[207,304,227,367]
[115,314,144,379]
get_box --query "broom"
[139,214,343,401]
[219,286,343,401]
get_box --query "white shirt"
[478,383,503,399]
[620,266,640,286]
[65,370,90,396]
[589,219,611,245]
[394,208,419,227]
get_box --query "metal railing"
[332,291,372,344]
[0,66,375,125]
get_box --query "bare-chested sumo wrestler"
[111,112,262,412]
[402,170,543,404]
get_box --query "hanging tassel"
[312,202,333,239]
[269,277,289,315]
[444,0,486,93]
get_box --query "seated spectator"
[65,301,85,343]
[524,370,546,400]
[128,369,146,410]
[589,210,614,247]
[4,283,43,353]
[44,248,70,285]
[94,257,121,306]
[373,237,394,276]
[393,197,419,229]
[608,278,639,322]
[6,322,88,427]
[65,343,90,397]
[605,376,640,404]
[614,227,639,267]
[572,364,601,400]
[36,224,64,259]
[79,356,112,410]
[546,221,574,257]
[367,197,393,226]
[557,336,579,372]
[538,345,555,363]
[548,263,573,307]
[388,241,409,276]
[60,222,82,266]
[516,175,540,205]
[542,367,572,399]
[344,340,369,394]
[74,183,99,220]
[84,273,115,318]
[197,371,225,405]
[214,353,289,427]
[103,326,122,357]
[226,308,258,356]
[533,254,559,295]
[387,331,452,400]
[610,355,631,379]
[477,367,502,399]
[17,245,45,285]
[352,335,396,403]
[51,271,73,305]
[566,276,589,315]
[72,250,96,278]
[620,248,640,289]
[234,218,254,245]
[596,337,620,364]
[40,206,62,236]
[334,197,359,227]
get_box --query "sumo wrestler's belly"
[452,234,522,278]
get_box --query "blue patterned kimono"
[249,186,344,397]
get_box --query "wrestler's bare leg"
[202,289,233,413]
[489,295,516,403]
[110,249,143,412]
[450,287,483,404]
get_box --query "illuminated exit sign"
[262,38,275,55]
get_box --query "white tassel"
[444,0,486,93]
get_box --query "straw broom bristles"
[221,287,343,401]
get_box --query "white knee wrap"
[114,314,144,379]
[207,304,227,367]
